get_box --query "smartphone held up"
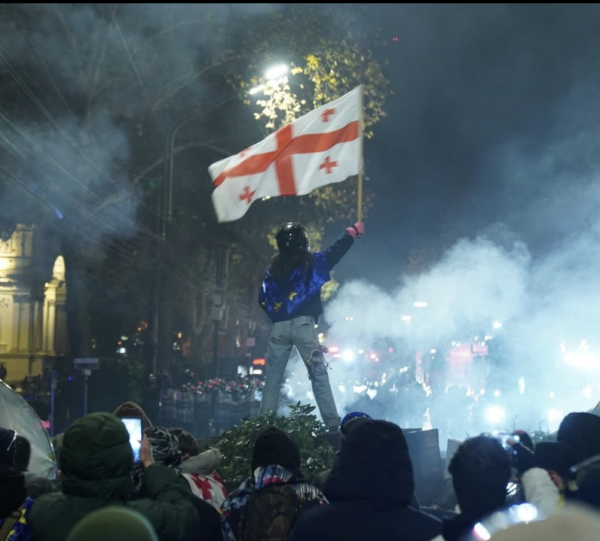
[497,433,520,454]
[121,417,142,463]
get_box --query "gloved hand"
[510,441,537,475]
[345,221,365,238]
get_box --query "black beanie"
[341,416,373,441]
[325,420,414,505]
[251,427,301,473]
[558,413,600,463]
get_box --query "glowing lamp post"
[249,64,289,95]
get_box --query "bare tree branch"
[108,3,153,108]
[130,140,230,186]
[151,54,245,111]
[90,140,231,214]
[131,19,211,56]
[90,18,113,100]
[53,4,85,69]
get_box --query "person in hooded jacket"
[288,420,441,541]
[113,401,154,430]
[552,412,600,509]
[258,222,364,429]
[555,413,600,510]
[0,429,34,541]
[431,436,511,541]
[221,426,326,541]
[312,412,372,491]
[557,412,600,464]
[29,413,199,541]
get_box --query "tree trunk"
[61,238,93,359]
[190,326,211,380]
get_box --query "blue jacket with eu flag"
[259,232,354,323]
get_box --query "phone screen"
[121,418,142,463]
[497,433,520,452]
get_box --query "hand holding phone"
[497,433,520,452]
[506,439,537,476]
[140,435,154,469]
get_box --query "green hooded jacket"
[30,413,199,541]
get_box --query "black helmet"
[276,223,309,255]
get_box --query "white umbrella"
[0,380,57,478]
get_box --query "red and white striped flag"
[209,87,362,222]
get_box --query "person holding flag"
[208,87,366,428]
[258,221,363,428]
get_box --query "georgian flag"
[209,87,362,222]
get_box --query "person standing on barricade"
[258,222,363,430]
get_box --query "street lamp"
[249,63,289,94]
[265,64,289,80]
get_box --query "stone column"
[42,298,49,353]
[18,294,32,352]
[46,300,56,355]
[33,298,43,352]
[11,295,21,353]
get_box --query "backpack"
[237,484,302,541]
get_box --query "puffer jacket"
[289,420,441,541]
[29,413,199,541]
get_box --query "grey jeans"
[259,316,340,427]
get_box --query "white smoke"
[313,132,600,433]
[278,143,600,433]
[327,235,530,350]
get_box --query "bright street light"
[265,64,289,80]
[493,321,503,330]
[249,84,265,95]
[342,349,356,363]
[249,64,289,95]
[486,405,505,425]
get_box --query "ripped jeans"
[259,315,340,427]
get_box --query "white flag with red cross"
[209,86,362,223]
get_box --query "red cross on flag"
[209,86,362,222]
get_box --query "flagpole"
[357,85,364,223]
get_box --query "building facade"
[0,225,67,384]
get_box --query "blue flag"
[259,253,330,323]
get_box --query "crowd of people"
[3,401,600,541]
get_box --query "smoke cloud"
[279,216,600,439]
[311,123,600,438]
[0,3,285,248]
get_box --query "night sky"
[336,4,600,288]
[4,3,600,294]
